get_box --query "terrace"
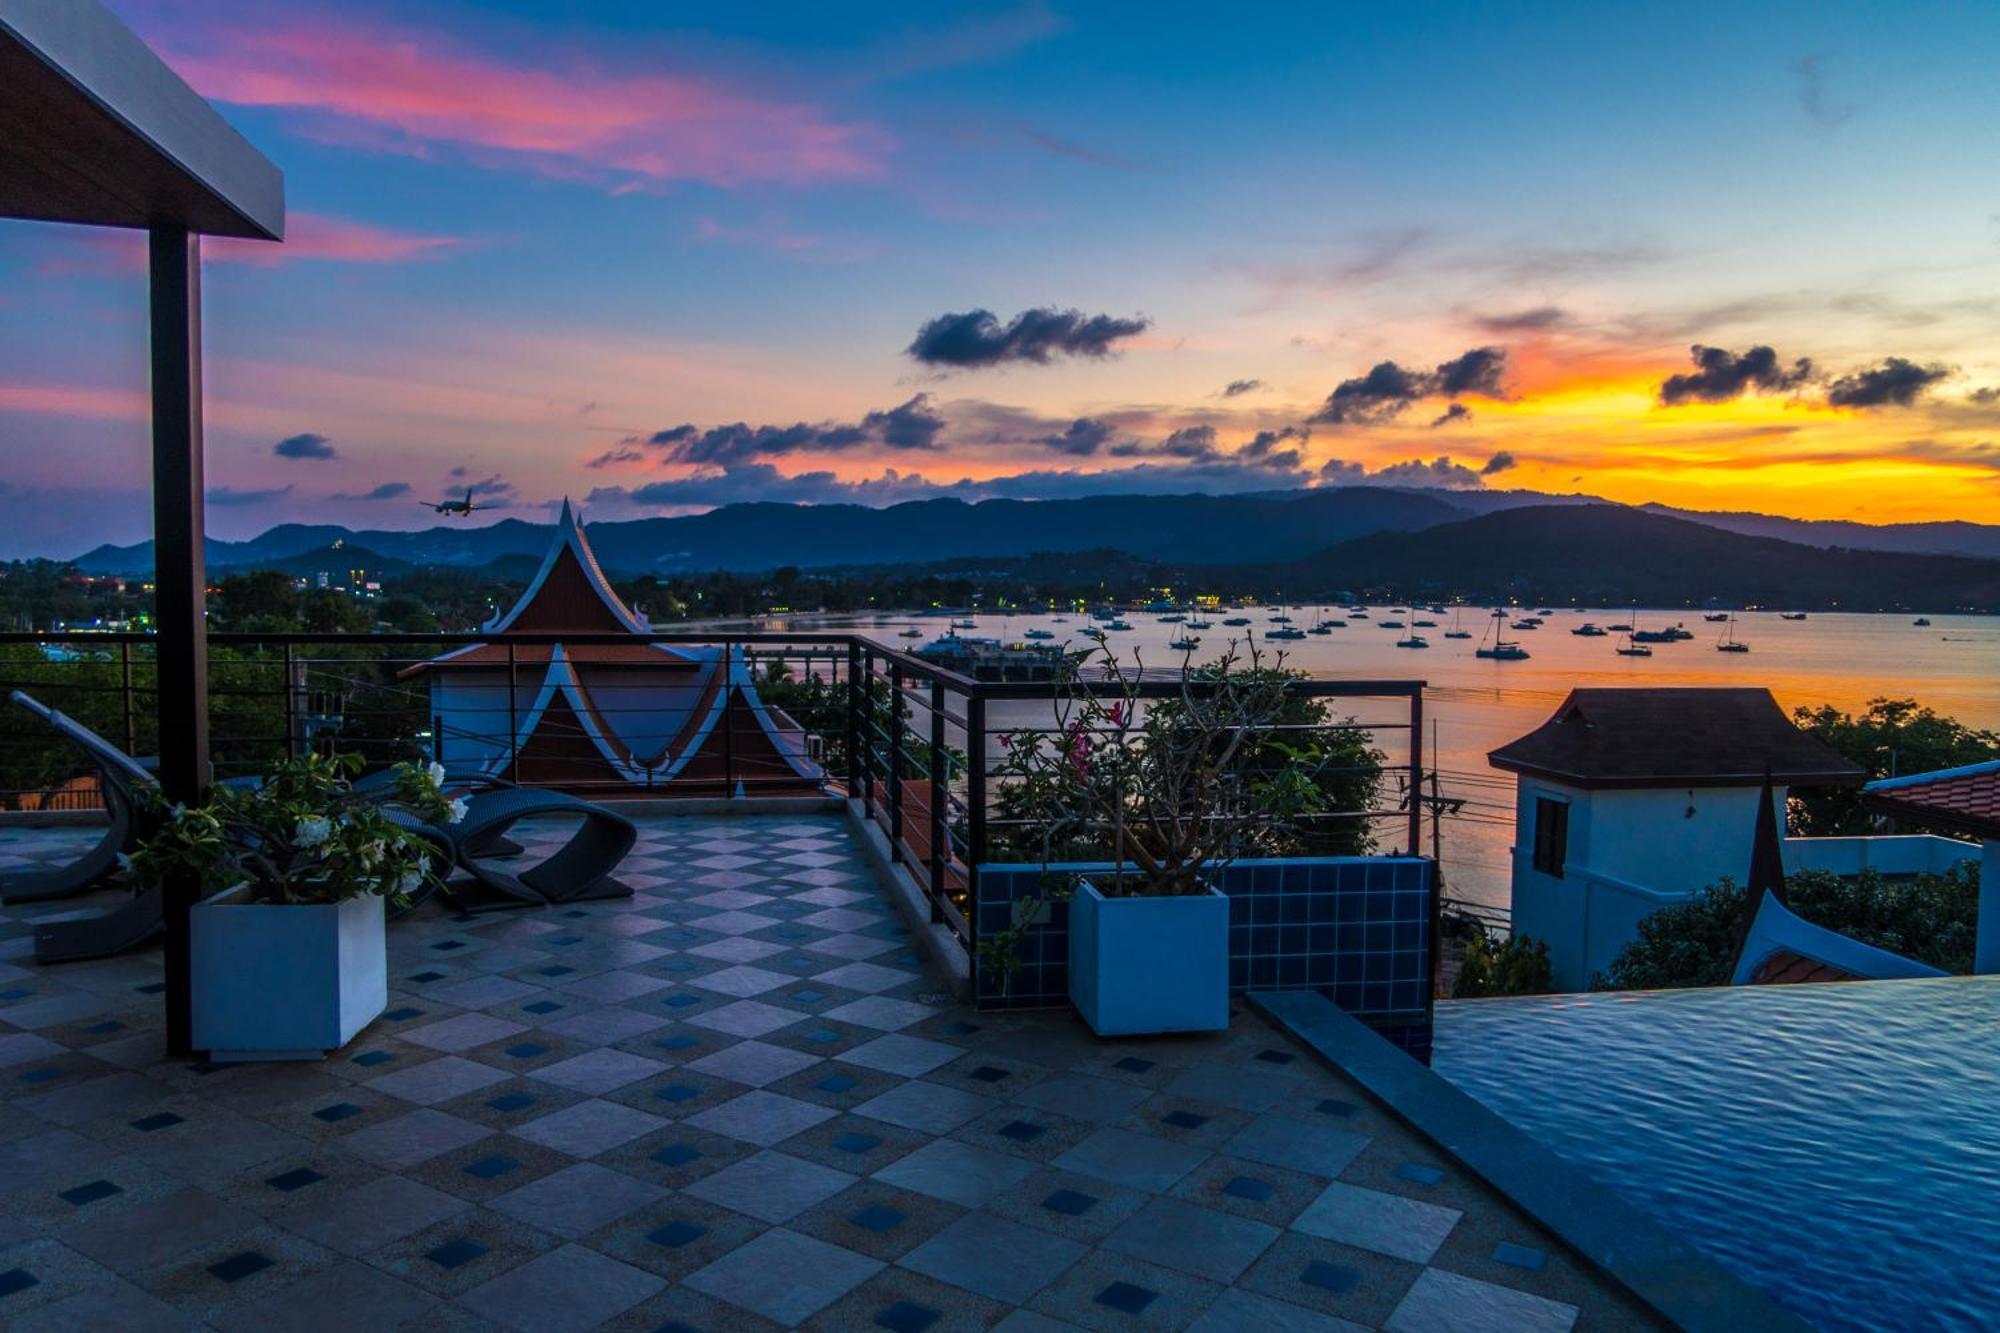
[2,808,1660,1330]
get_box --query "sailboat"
[1616,630,1653,657]
[1474,616,1529,660]
[1169,633,1201,650]
[1395,633,1430,649]
[1715,615,1749,653]
[1443,608,1473,639]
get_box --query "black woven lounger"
[3,691,155,906]
[446,785,637,912]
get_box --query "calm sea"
[783,608,1999,912]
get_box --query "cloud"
[456,475,518,505]
[1970,387,2000,405]
[1309,347,1509,425]
[1473,306,1569,333]
[212,212,463,266]
[1220,378,1263,397]
[1020,128,1140,170]
[1431,403,1472,428]
[1825,357,1951,409]
[1041,418,1118,456]
[150,12,890,192]
[905,307,1151,368]
[207,484,295,506]
[1367,456,1489,489]
[272,431,337,461]
[1792,55,1855,127]
[331,481,413,501]
[645,395,948,466]
[1658,344,1815,405]
[1481,450,1518,476]
[860,395,948,450]
[586,447,649,469]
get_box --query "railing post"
[860,649,876,808]
[119,640,136,761]
[887,662,903,861]
[1407,687,1424,857]
[506,641,519,784]
[966,692,988,954]
[845,640,861,797]
[723,641,738,799]
[929,676,946,922]
[282,641,298,759]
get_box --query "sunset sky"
[2,0,1998,557]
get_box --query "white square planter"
[191,887,387,1061]
[1068,878,1229,1036]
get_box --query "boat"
[951,618,978,629]
[1222,617,1252,627]
[1187,619,1213,630]
[1169,635,1201,650]
[1381,619,1406,629]
[1315,618,1347,630]
[898,627,924,638]
[1269,613,1294,624]
[1024,628,1055,640]
[1157,613,1186,623]
[1266,626,1307,640]
[1606,622,1633,632]
[1051,615,1070,623]
[1476,639,1529,660]
[1509,620,1540,631]
[1395,635,1430,649]
[1631,628,1675,643]
[1781,612,1808,621]
[1571,623,1608,637]
[1913,617,1932,627]
[1442,609,1473,640]
[915,634,1076,682]
[1536,608,1555,617]
[1107,619,1133,631]
[1715,616,1749,653]
[1704,613,1730,622]
[1616,629,1653,657]
[1411,618,1437,627]
[1349,609,1370,619]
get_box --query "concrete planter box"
[1069,879,1229,1036]
[191,887,387,1061]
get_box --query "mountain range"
[68,487,2000,579]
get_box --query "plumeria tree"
[128,753,462,906]
[991,639,1327,896]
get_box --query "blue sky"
[0,0,1997,556]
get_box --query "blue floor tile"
[58,1180,122,1206]
[998,1120,1045,1142]
[817,1073,858,1093]
[648,1220,707,1248]
[504,1043,550,1059]
[1300,1260,1360,1294]
[1161,1110,1208,1129]
[1396,1163,1443,1186]
[131,1112,184,1132]
[426,1239,489,1270]
[383,1007,423,1022]
[655,1084,701,1103]
[1114,1056,1156,1073]
[849,1205,905,1233]
[968,1065,1010,1083]
[1493,1242,1547,1271]
[1095,1282,1157,1314]
[875,1300,941,1332]
[1315,1098,1358,1117]
[1043,1189,1097,1216]
[310,1103,362,1123]
[207,1252,273,1283]
[464,1155,521,1180]
[832,1132,881,1154]
[651,1143,702,1167]
[265,1168,324,1192]
[1223,1175,1275,1201]
[522,1000,563,1015]
[487,1092,538,1113]
[0,1269,38,1298]
[350,1051,393,1068]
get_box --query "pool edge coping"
[1248,989,1809,1333]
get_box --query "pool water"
[1434,977,2000,1332]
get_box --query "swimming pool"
[1433,977,2000,1332]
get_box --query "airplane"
[422,488,488,517]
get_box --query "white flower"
[445,797,468,826]
[295,815,332,848]
[170,802,187,819]
[396,868,423,895]
[427,762,447,788]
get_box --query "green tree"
[1790,698,2000,836]
[1453,933,1554,998]
[1596,864,1982,991]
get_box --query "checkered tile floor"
[0,814,1656,1330]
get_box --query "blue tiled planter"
[1068,879,1229,1036]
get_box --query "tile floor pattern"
[0,815,1661,1331]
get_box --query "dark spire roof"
[1487,687,1865,790]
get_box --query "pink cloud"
[212,212,463,265]
[28,212,462,276]
[155,14,892,190]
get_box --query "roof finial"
[558,496,577,530]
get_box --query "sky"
[2,0,1999,558]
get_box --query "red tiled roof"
[1748,949,1861,986]
[1488,687,1865,790]
[1865,764,2000,841]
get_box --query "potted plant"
[991,641,1322,1035]
[130,754,461,1061]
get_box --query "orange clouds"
[158,15,891,190]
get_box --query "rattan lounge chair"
[3,692,154,906]
[442,785,637,912]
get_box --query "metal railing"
[1,629,1432,961]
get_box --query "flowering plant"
[990,639,1325,898]
[128,753,461,907]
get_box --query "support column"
[149,225,209,1058]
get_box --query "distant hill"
[71,487,1469,576]
[1254,504,2000,611]
[1639,504,2000,560]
